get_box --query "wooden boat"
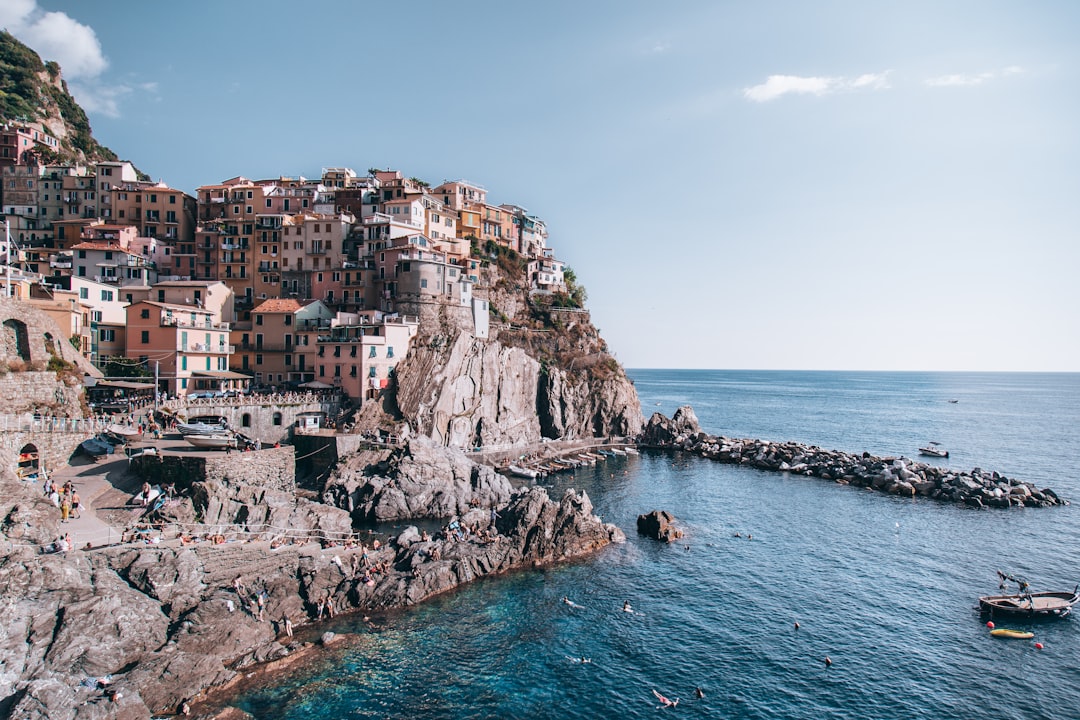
[980,571,1079,618]
[918,441,949,458]
[184,434,237,450]
[979,589,1079,618]
[990,628,1034,639]
[104,424,140,443]
[80,436,114,457]
[623,447,640,455]
[505,464,540,479]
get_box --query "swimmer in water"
[623,600,633,613]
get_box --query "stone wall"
[0,371,84,417]
[0,429,84,480]
[131,446,295,493]
[167,400,341,445]
[0,296,99,378]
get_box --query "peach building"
[125,300,234,397]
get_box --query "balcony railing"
[178,343,236,354]
[162,317,231,330]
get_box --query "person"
[141,482,152,507]
[283,614,293,637]
[623,600,632,613]
[70,490,82,519]
[60,494,71,523]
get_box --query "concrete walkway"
[47,451,143,549]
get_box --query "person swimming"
[623,600,633,613]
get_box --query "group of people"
[43,478,81,523]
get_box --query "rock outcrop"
[323,435,512,523]
[393,331,643,449]
[641,406,1067,508]
[636,510,684,542]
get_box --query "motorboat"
[103,424,140,444]
[505,464,540,479]
[184,434,237,450]
[919,441,949,458]
[177,421,228,436]
[979,571,1079,619]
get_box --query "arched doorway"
[18,443,40,480]
[3,319,31,363]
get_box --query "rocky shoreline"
[640,406,1067,509]
[0,439,623,720]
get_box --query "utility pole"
[154,361,160,414]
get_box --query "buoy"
[824,656,832,667]
[986,621,995,629]
[1035,642,1044,649]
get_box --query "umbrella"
[298,381,334,389]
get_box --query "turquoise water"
[232,371,1080,719]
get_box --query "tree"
[102,356,151,378]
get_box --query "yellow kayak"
[990,628,1034,639]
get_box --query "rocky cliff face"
[393,330,643,448]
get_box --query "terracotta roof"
[251,298,303,314]
[70,242,136,254]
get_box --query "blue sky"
[4,1,1078,371]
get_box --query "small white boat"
[185,434,236,450]
[623,447,640,455]
[919,441,949,458]
[506,464,540,479]
[177,422,227,436]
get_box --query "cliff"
[0,31,121,166]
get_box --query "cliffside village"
[0,121,569,403]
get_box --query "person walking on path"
[60,493,71,523]
[70,490,82,519]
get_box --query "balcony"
[239,342,293,352]
[178,342,235,354]
[162,317,231,330]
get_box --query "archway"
[2,319,31,363]
[18,443,40,480]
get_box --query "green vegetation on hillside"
[0,30,48,121]
[0,30,119,162]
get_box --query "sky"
[3,0,1078,371]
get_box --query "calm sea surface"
[230,371,1080,719]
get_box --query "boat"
[623,447,640,455]
[918,441,949,458]
[990,629,1034,639]
[979,571,1079,618]
[103,424,140,443]
[177,421,227,436]
[505,464,540,479]
[184,434,237,450]
[80,436,114,457]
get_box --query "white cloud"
[2,3,107,80]
[743,72,890,102]
[2,1,158,118]
[925,66,1024,88]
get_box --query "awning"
[298,380,334,389]
[94,380,157,390]
[191,371,252,380]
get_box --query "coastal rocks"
[323,435,513,522]
[636,510,684,542]
[640,407,1066,509]
[185,479,353,539]
[393,331,643,448]
[640,406,702,446]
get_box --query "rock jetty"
[640,406,1066,509]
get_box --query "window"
[256,354,263,365]
[255,315,263,326]
[181,356,187,371]
[387,346,394,358]
[77,250,86,259]
[242,413,251,427]
[100,289,113,301]
[272,412,282,426]
[369,366,377,377]
[140,308,150,319]
[284,315,292,326]
[79,287,88,299]
[369,346,377,358]
[140,330,149,344]
[100,329,115,342]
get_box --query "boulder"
[636,510,684,543]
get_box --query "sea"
[228,370,1080,720]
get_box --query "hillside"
[0,30,119,165]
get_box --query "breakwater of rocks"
[639,406,1067,509]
